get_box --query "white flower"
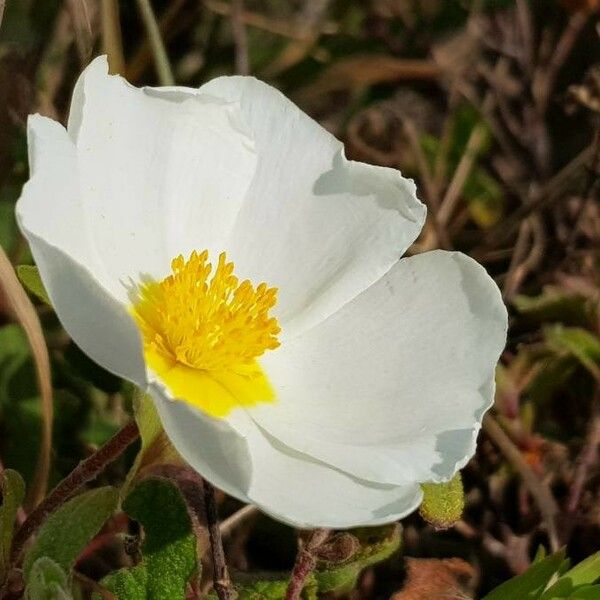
[17,56,507,529]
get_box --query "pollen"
[131,250,281,417]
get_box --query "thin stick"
[566,400,600,514]
[0,246,53,511]
[135,0,175,85]
[220,504,258,537]
[483,415,560,552]
[437,123,488,225]
[285,529,330,600]
[203,479,235,600]
[10,420,140,562]
[231,0,249,75]
[486,144,593,245]
[534,10,589,114]
[101,0,125,75]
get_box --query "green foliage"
[16,265,51,306]
[420,105,503,229]
[314,524,401,594]
[419,473,464,529]
[215,577,317,600]
[205,525,399,600]
[23,486,119,579]
[0,469,25,584]
[123,394,179,495]
[540,552,600,599]
[482,550,600,600]
[513,290,592,328]
[25,557,73,600]
[545,325,600,380]
[482,549,568,600]
[100,478,198,600]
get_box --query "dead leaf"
[391,558,475,600]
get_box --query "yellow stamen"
[132,250,280,417]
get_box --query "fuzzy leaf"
[0,469,25,583]
[205,575,317,600]
[100,478,197,600]
[482,549,568,600]
[419,473,464,529]
[23,486,118,579]
[25,557,72,600]
[16,265,51,306]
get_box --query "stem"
[285,529,330,600]
[135,0,175,85]
[483,415,559,552]
[11,420,139,562]
[220,504,258,537]
[101,0,126,75]
[231,0,249,75]
[203,479,235,600]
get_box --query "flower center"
[132,250,281,417]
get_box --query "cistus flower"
[17,56,507,528]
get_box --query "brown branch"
[566,400,600,514]
[483,415,560,552]
[533,10,590,114]
[503,213,546,300]
[10,420,140,562]
[203,479,235,600]
[486,143,594,245]
[285,529,330,600]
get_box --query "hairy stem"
[11,420,140,562]
[203,478,236,600]
[285,529,330,600]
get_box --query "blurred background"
[1,1,600,598]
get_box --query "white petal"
[68,56,257,295]
[251,251,507,486]
[16,115,146,385]
[200,76,426,335]
[151,385,423,528]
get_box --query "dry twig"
[203,479,235,600]
[483,415,560,552]
[0,246,53,511]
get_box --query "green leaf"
[16,265,51,306]
[545,325,600,380]
[482,549,568,600]
[234,577,316,600]
[25,557,72,600]
[205,574,317,600]
[419,473,464,529]
[123,394,179,495]
[100,478,197,600]
[513,291,591,328]
[0,469,25,583]
[314,524,401,594]
[560,552,600,588]
[23,486,119,580]
[542,553,600,599]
